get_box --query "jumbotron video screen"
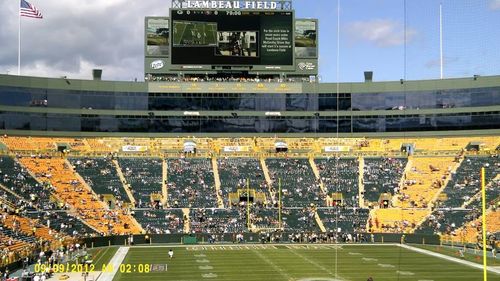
[170,9,294,66]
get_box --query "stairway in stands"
[182,208,190,234]
[162,159,169,207]
[358,157,365,208]
[308,157,329,206]
[112,159,137,206]
[260,157,276,203]
[211,156,224,208]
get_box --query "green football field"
[173,21,217,46]
[103,244,499,281]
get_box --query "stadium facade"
[0,1,499,279]
[0,74,499,136]
[2,0,498,137]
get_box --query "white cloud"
[0,0,172,80]
[346,19,417,47]
[491,0,500,10]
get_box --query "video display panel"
[295,19,317,58]
[171,9,294,66]
[146,18,170,56]
[172,20,218,46]
[216,31,259,57]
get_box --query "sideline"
[96,246,130,281]
[399,244,500,275]
[129,243,396,249]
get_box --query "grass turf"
[412,244,500,266]
[87,246,118,269]
[109,244,498,281]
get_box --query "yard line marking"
[397,271,415,276]
[399,244,500,275]
[96,247,129,281]
[251,249,293,280]
[297,277,342,281]
[194,254,207,257]
[91,247,110,267]
[196,259,210,263]
[202,273,218,278]
[362,257,378,262]
[199,265,214,270]
[377,263,395,268]
[289,248,342,279]
[348,252,362,256]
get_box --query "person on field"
[168,249,174,259]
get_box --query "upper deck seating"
[467,179,500,210]
[250,207,280,229]
[118,158,163,208]
[25,211,96,237]
[0,137,89,152]
[18,157,141,235]
[281,208,320,232]
[449,210,500,244]
[397,157,455,208]
[133,209,184,234]
[316,158,359,207]
[70,157,130,203]
[218,158,269,205]
[167,158,217,208]
[363,157,407,203]
[266,158,323,207]
[0,156,53,210]
[415,209,479,235]
[190,208,247,234]
[441,156,499,208]
[1,212,62,243]
[318,208,369,233]
[370,208,429,233]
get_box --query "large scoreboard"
[171,9,294,67]
[145,0,318,77]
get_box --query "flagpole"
[439,2,443,79]
[18,0,21,75]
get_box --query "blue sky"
[0,0,499,82]
[294,0,500,82]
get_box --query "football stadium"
[0,0,499,280]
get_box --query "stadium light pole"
[18,0,21,75]
[481,167,487,281]
[247,178,250,229]
[278,178,282,229]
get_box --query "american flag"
[20,0,43,19]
